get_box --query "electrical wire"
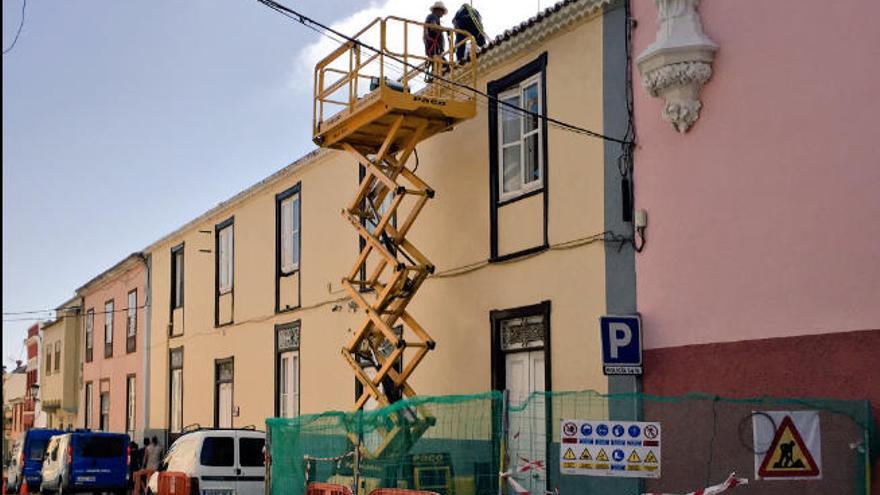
[2,304,148,322]
[254,0,633,145]
[2,0,27,55]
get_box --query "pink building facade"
[77,254,147,441]
[631,0,879,479]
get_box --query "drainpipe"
[137,252,152,443]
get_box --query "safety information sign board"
[753,410,822,480]
[560,419,661,478]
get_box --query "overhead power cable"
[254,0,633,145]
[2,304,149,322]
[2,0,27,55]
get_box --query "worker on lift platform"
[424,1,447,82]
[423,1,448,58]
[453,3,487,63]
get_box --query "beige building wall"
[147,8,609,433]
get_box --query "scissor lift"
[313,17,477,458]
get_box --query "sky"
[2,0,552,368]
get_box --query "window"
[239,438,266,467]
[169,347,184,433]
[279,351,299,418]
[127,290,137,353]
[200,437,234,466]
[126,375,136,438]
[279,192,301,274]
[217,222,234,294]
[85,309,94,363]
[275,322,301,418]
[171,244,184,310]
[76,436,125,457]
[99,392,110,431]
[45,348,52,374]
[104,300,114,358]
[54,341,60,372]
[498,75,543,200]
[84,382,93,428]
[27,438,49,461]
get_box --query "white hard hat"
[430,1,448,15]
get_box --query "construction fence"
[266,390,876,495]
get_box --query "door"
[235,432,266,495]
[506,350,546,495]
[198,435,236,494]
[218,383,233,428]
[279,351,299,418]
[215,358,234,428]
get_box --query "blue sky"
[2,0,545,366]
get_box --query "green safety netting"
[267,390,875,495]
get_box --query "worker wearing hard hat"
[453,3,487,63]
[424,1,448,59]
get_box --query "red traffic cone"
[19,479,27,495]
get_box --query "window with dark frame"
[498,74,543,201]
[85,309,94,363]
[215,218,234,327]
[45,348,51,374]
[84,382,93,429]
[276,185,302,313]
[217,223,234,295]
[488,53,550,261]
[99,391,110,431]
[169,347,184,433]
[127,289,137,353]
[54,341,60,372]
[357,167,396,292]
[275,321,301,418]
[171,244,185,311]
[104,300,114,358]
[125,375,136,439]
[354,325,403,404]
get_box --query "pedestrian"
[134,437,151,494]
[452,3,487,63]
[128,441,142,490]
[145,436,162,471]
[424,1,448,81]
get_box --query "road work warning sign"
[753,411,822,480]
[560,419,661,478]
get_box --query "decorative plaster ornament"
[636,0,717,133]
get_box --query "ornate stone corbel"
[636,0,717,133]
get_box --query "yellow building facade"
[39,298,81,430]
[144,0,634,439]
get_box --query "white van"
[147,429,265,495]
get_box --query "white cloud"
[290,0,549,90]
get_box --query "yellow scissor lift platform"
[312,17,477,459]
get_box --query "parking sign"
[600,315,642,375]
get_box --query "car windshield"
[27,439,49,461]
[76,436,125,458]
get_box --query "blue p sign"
[600,315,642,375]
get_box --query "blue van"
[40,431,130,494]
[7,428,63,493]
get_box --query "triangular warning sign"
[758,416,820,478]
[580,448,592,460]
[596,449,609,462]
[644,451,657,463]
[627,450,640,463]
[563,448,576,460]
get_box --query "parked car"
[147,428,265,495]
[39,431,130,495]
[5,428,63,493]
